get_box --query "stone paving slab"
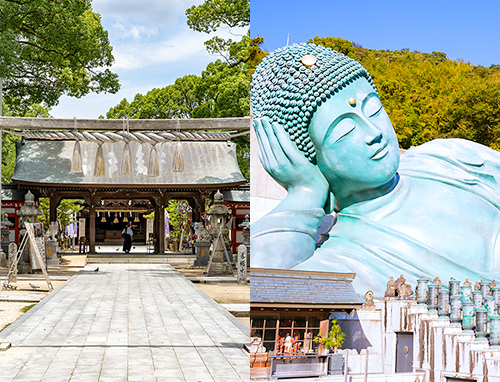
[0,293,45,302]
[0,264,249,381]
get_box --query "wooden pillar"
[153,196,160,254]
[89,191,96,254]
[191,196,202,222]
[49,190,60,222]
[157,201,165,254]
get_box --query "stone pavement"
[0,264,249,381]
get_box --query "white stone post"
[237,244,247,284]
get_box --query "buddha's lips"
[371,142,389,160]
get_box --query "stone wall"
[333,299,500,381]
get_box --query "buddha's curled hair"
[251,43,376,163]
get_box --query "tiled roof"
[222,189,250,202]
[12,140,246,187]
[251,269,363,306]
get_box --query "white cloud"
[92,0,204,27]
[51,0,249,118]
[111,27,247,70]
[112,22,159,41]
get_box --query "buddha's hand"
[254,118,329,209]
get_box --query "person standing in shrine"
[122,221,133,253]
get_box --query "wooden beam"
[0,116,250,131]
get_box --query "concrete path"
[0,264,249,381]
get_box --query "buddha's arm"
[251,118,329,268]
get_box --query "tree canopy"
[0,0,119,114]
[186,0,249,63]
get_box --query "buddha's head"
[251,43,400,196]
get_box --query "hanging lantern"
[113,212,119,224]
[101,213,106,223]
[123,214,129,223]
[94,143,106,177]
[172,140,184,172]
[134,212,140,222]
[148,144,160,177]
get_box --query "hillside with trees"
[308,36,500,150]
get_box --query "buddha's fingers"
[261,118,290,167]
[272,121,309,166]
[253,118,272,170]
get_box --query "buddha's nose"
[365,125,383,145]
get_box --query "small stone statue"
[464,279,472,286]
[433,277,442,289]
[385,276,396,297]
[193,222,211,242]
[399,283,414,297]
[395,274,413,297]
[361,290,376,310]
[395,275,406,291]
[474,281,481,290]
[490,280,497,289]
[45,221,58,241]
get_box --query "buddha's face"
[308,77,400,196]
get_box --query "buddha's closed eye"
[365,97,383,117]
[331,118,356,143]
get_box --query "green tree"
[38,198,83,230]
[186,0,249,63]
[314,319,345,352]
[0,0,119,113]
[106,75,200,120]
[308,36,356,57]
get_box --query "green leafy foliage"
[186,0,249,32]
[143,200,191,239]
[310,37,500,150]
[186,0,249,64]
[0,0,119,113]
[38,198,83,230]
[314,319,345,352]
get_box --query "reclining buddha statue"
[251,43,500,296]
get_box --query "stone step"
[86,254,196,264]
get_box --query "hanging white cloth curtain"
[121,118,133,174]
[94,143,106,177]
[148,144,160,177]
[172,119,184,172]
[71,117,83,173]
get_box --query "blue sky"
[251,0,500,67]
[51,0,246,118]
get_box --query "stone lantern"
[206,190,232,275]
[16,191,43,224]
[238,214,250,263]
[1,218,13,266]
[16,190,43,272]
